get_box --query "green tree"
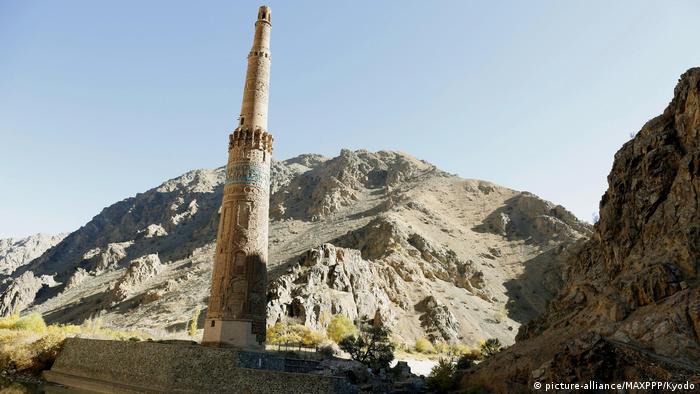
[480,338,502,358]
[339,317,395,371]
[426,358,457,393]
[326,314,358,343]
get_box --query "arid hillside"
[1,150,590,346]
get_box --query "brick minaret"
[204,5,273,348]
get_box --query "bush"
[456,350,481,369]
[434,341,450,354]
[326,315,358,343]
[480,338,502,358]
[449,342,472,356]
[339,317,395,372]
[0,331,65,374]
[414,337,435,354]
[0,315,20,330]
[317,342,337,357]
[188,306,201,337]
[47,324,82,336]
[14,313,47,333]
[266,322,325,346]
[426,358,456,393]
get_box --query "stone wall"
[44,338,355,394]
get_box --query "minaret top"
[257,5,271,24]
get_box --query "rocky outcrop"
[81,242,132,274]
[108,254,164,303]
[138,224,168,239]
[270,150,439,221]
[0,272,57,316]
[417,296,460,342]
[267,244,399,331]
[463,68,700,392]
[475,192,591,243]
[0,233,66,276]
[65,268,89,290]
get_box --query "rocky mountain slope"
[0,150,590,346]
[0,233,66,276]
[463,68,700,391]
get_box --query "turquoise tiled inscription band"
[225,162,270,188]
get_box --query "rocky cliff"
[0,150,590,346]
[462,68,700,391]
[0,233,66,276]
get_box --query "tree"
[480,338,502,358]
[326,314,358,343]
[339,317,395,371]
[427,358,457,393]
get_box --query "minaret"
[203,5,273,349]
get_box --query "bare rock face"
[108,254,163,303]
[0,233,66,276]
[475,192,591,242]
[267,244,398,331]
[65,268,89,290]
[463,68,700,392]
[270,150,438,221]
[0,272,56,316]
[417,296,460,342]
[81,242,132,274]
[138,224,168,239]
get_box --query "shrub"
[0,331,66,374]
[188,306,201,337]
[456,350,481,369]
[480,338,502,358]
[426,358,456,393]
[339,317,395,372]
[47,324,82,336]
[434,341,450,354]
[266,322,325,346]
[414,337,435,354]
[326,315,358,343]
[0,314,20,330]
[449,342,472,356]
[317,342,337,357]
[81,317,103,335]
[15,313,47,333]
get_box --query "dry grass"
[0,330,64,374]
[0,313,151,375]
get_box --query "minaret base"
[202,319,263,350]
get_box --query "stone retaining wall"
[44,338,355,393]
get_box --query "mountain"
[0,233,66,276]
[463,68,700,391]
[0,150,590,346]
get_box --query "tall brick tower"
[203,5,273,349]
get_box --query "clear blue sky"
[1,1,699,238]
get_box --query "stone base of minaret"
[201,319,263,350]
